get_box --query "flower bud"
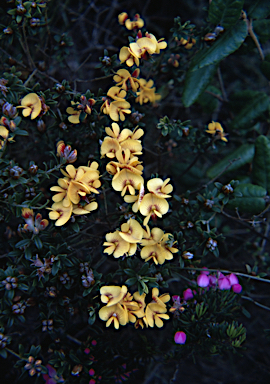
[183,288,193,301]
[37,119,46,132]
[232,284,242,293]
[174,331,186,344]
[28,164,38,175]
[197,274,209,288]
[218,277,231,290]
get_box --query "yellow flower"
[125,14,144,30]
[145,32,167,54]
[107,149,143,177]
[50,178,69,204]
[132,291,146,318]
[100,137,121,159]
[206,121,228,142]
[140,228,178,264]
[0,125,11,150]
[66,101,81,124]
[113,69,140,92]
[118,12,128,25]
[104,122,132,143]
[48,201,73,226]
[139,193,169,226]
[112,169,144,196]
[119,46,141,67]
[151,287,170,308]
[109,100,131,122]
[144,303,169,328]
[147,178,173,198]
[103,231,130,258]
[119,218,143,243]
[135,78,161,105]
[136,37,156,55]
[99,303,128,329]
[100,285,128,306]
[17,93,41,119]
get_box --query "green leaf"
[227,183,266,214]
[207,144,255,178]
[191,20,248,71]
[253,19,270,43]
[231,92,269,129]
[209,0,244,28]
[252,135,270,192]
[34,236,43,250]
[247,0,270,19]
[182,63,218,107]
[125,277,138,286]
[15,239,31,248]
[0,349,7,358]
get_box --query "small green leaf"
[208,0,244,28]
[227,183,266,214]
[15,239,31,248]
[252,135,270,192]
[191,20,247,71]
[34,236,43,250]
[182,63,218,107]
[207,144,255,178]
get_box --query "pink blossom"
[174,331,187,344]
[228,273,239,286]
[84,348,90,354]
[232,283,242,293]
[89,379,96,384]
[197,274,209,287]
[89,368,95,376]
[200,267,210,275]
[91,340,97,346]
[183,288,193,301]
[218,277,231,290]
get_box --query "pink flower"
[232,283,242,293]
[84,348,90,354]
[208,274,217,287]
[174,331,187,344]
[89,369,95,376]
[91,340,97,346]
[183,288,193,301]
[89,380,96,384]
[218,277,231,290]
[197,274,209,288]
[228,273,238,285]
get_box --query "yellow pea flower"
[99,303,128,329]
[139,193,169,226]
[144,303,169,328]
[100,285,128,306]
[136,78,161,105]
[66,101,81,124]
[206,121,228,142]
[72,201,98,215]
[124,183,145,212]
[125,14,144,30]
[17,93,41,119]
[48,201,73,226]
[112,169,144,196]
[103,231,130,258]
[119,218,143,243]
[145,32,167,54]
[113,68,140,92]
[147,178,173,198]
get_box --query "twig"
[23,69,38,87]
[242,295,270,311]
[217,67,228,102]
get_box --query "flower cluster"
[56,140,77,164]
[103,218,177,264]
[197,270,242,293]
[21,208,48,234]
[48,163,100,226]
[101,68,161,121]
[98,285,170,329]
